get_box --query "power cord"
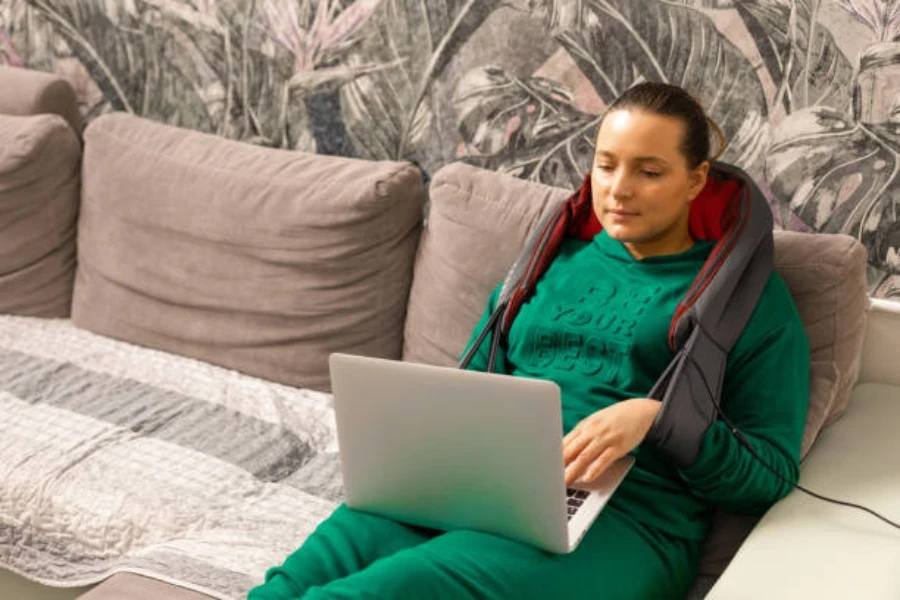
[716,407,900,531]
[685,348,900,532]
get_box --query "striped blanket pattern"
[0,316,345,599]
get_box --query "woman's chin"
[603,223,644,242]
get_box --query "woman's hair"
[603,82,726,168]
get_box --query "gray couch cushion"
[772,230,869,434]
[402,162,569,367]
[73,112,424,392]
[0,113,80,317]
[0,66,82,134]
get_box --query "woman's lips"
[607,208,639,221]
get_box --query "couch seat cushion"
[709,383,900,600]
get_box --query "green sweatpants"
[247,504,700,600]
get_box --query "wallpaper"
[1,0,898,298]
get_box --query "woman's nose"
[609,169,634,199]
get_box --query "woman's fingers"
[562,431,591,464]
[562,400,657,486]
[564,439,604,486]
[562,424,586,449]
[581,447,620,483]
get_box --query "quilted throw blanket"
[0,316,345,599]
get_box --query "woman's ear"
[688,161,710,201]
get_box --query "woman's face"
[591,109,709,259]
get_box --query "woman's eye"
[642,170,662,178]
[596,165,614,172]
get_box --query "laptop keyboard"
[566,488,590,521]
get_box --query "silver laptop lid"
[329,353,571,552]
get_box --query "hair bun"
[706,115,726,161]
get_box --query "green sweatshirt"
[463,231,810,541]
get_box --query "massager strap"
[645,163,774,466]
[669,162,775,352]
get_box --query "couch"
[0,66,897,600]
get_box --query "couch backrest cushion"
[0,66,82,134]
[772,230,868,452]
[73,113,424,392]
[402,163,570,366]
[0,113,80,317]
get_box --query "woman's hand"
[563,398,661,486]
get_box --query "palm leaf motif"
[255,0,401,153]
[766,107,900,296]
[733,0,854,112]
[454,66,600,189]
[0,27,23,67]
[5,0,65,73]
[27,0,215,130]
[154,0,297,144]
[255,0,394,99]
[531,0,771,176]
[142,0,381,147]
[339,0,504,167]
[838,0,900,42]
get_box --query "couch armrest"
[859,298,900,387]
[0,66,81,133]
[708,382,900,600]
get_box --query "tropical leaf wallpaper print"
[1,0,899,298]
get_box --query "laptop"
[328,353,635,554]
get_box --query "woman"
[248,83,810,600]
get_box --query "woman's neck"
[623,221,695,261]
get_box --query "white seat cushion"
[709,382,900,599]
